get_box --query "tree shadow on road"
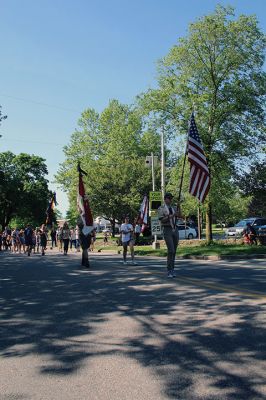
[0,252,265,399]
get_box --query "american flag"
[187,114,210,203]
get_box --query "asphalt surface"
[0,250,266,400]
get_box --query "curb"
[175,254,266,261]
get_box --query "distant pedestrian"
[103,231,108,245]
[24,224,34,256]
[134,223,141,245]
[62,222,71,255]
[11,228,18,253]
[18,229,25,253]
[40,224,48,256]
[36,229,41,253]
[75,226,80,252]
[120,216,136,265]
[70,228,76,250]
[90,229,97,252]
[57,227,63,252]
[50,228,57,249]
[243,222,257,245]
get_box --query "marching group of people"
[0,193,180,275]
[0,192,259,277]
[0,219,138,263]
[0,222,97,256]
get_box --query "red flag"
[137,195,148,232]
[77,173,94,233]
[46,192,57,225]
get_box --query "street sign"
[149,191,162,201]
[151,216,162,235]
[149,191,162,217]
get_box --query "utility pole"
[151,153,158,246]
[151,152,155,191]
[161,125,165,198]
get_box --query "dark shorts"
[122,240,134,247]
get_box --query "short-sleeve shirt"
[120,224,133,243]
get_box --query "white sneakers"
[167,270,176,278]
[122,260,137,265]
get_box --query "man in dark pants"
[158,193,179,278]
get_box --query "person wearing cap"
[158,193,179,278]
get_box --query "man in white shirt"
[120,216,136,265]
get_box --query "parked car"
[225,217,266,237]
[258,225,266,245]
[178,225,197,240]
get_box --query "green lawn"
[134,243,266,257]
[94,237,266,257]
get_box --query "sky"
[0,0,265,216]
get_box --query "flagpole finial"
[77,162,87,176]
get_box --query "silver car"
[225,217,266,237]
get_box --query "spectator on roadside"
[103,231,108,246]
[90,229,97,252]
[243,222,257,245]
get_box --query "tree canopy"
[137,5,266,241]
[0,152,50,228]
[56,100,161,232]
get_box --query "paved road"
[0,250,266,400]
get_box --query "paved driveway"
[0,251,265,399]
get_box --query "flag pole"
[197,201,201,239]
[177,111,193,212]
[177,142,188,204]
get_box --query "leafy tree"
[0,105,7,133]
[0,152,50,228]
[56,100,161,235]
[236,159,266,216]
[167,154,251,228]
[138,5,266,242]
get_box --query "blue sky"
[1,0,265,215]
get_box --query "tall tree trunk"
[205,197,213,243]
[111,219,116,238]
[0,218,5,230]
